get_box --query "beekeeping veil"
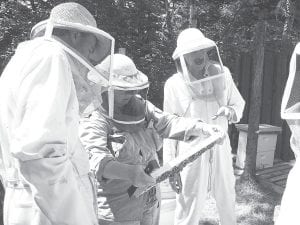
[88,54,149,131]
[173,28,226,102]
[30,3,114,114]
[281,43,300,155]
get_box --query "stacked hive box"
[235,124,282,169]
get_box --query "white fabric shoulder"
[165,73,184,87]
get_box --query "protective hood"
[173,28,226,101]
[29,3,115,115]
[281,42,300,120]
[281,42,300,155]
[30,2,114,87]
[88,54,149,128]
[172,28,216,60]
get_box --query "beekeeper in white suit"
[275,43,300,225]
[0,2,114,225]
[163,28,245,225]
[79,53,223,225]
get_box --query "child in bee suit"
[79,53,224,225]
[0,2,114,225]
[163,28,245,225]
[275,42,300,225]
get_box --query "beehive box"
[235,124,282,169]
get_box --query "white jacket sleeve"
[162,78,181,164]
[225,69,245,123]
[79,110,115,181]
[11,50,96,225]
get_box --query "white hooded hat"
[30,2,115,87]
[172,28,216,60]
[30,3,113,63]
[89,54,149,89]
[31,2,97,37]
[88,54,149,127]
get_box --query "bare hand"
[169,173,182,194]
[212,106,235,121]
[201,123,223,136]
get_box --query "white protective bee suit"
[275,42,300,225]
[0,3,114,225]
[79,54,222,225]
[163,28,245,225]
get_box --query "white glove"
[128,165,156,188]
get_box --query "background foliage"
[0,0,300,108]
[0,1,300,223]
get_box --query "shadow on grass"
[196,177,282,225]
[236,178,282,225]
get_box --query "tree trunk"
[29,0,36,11]
[164,0,174,37]
[241,18,266,181]
[282,0,295,42]
[188,0,196,28]
[164,0,171,29]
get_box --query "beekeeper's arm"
[159,78,198,194]
[11,50,94,225]
[223,68,245,123]
[155,79,222,164]
[79,110,155,188]
[162,78,180,163]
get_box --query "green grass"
[197,178,282,225]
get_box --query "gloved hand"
[102,161,155,188]
[169,173,182,194]
[128,165,156,188]
[212,106,236,122]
